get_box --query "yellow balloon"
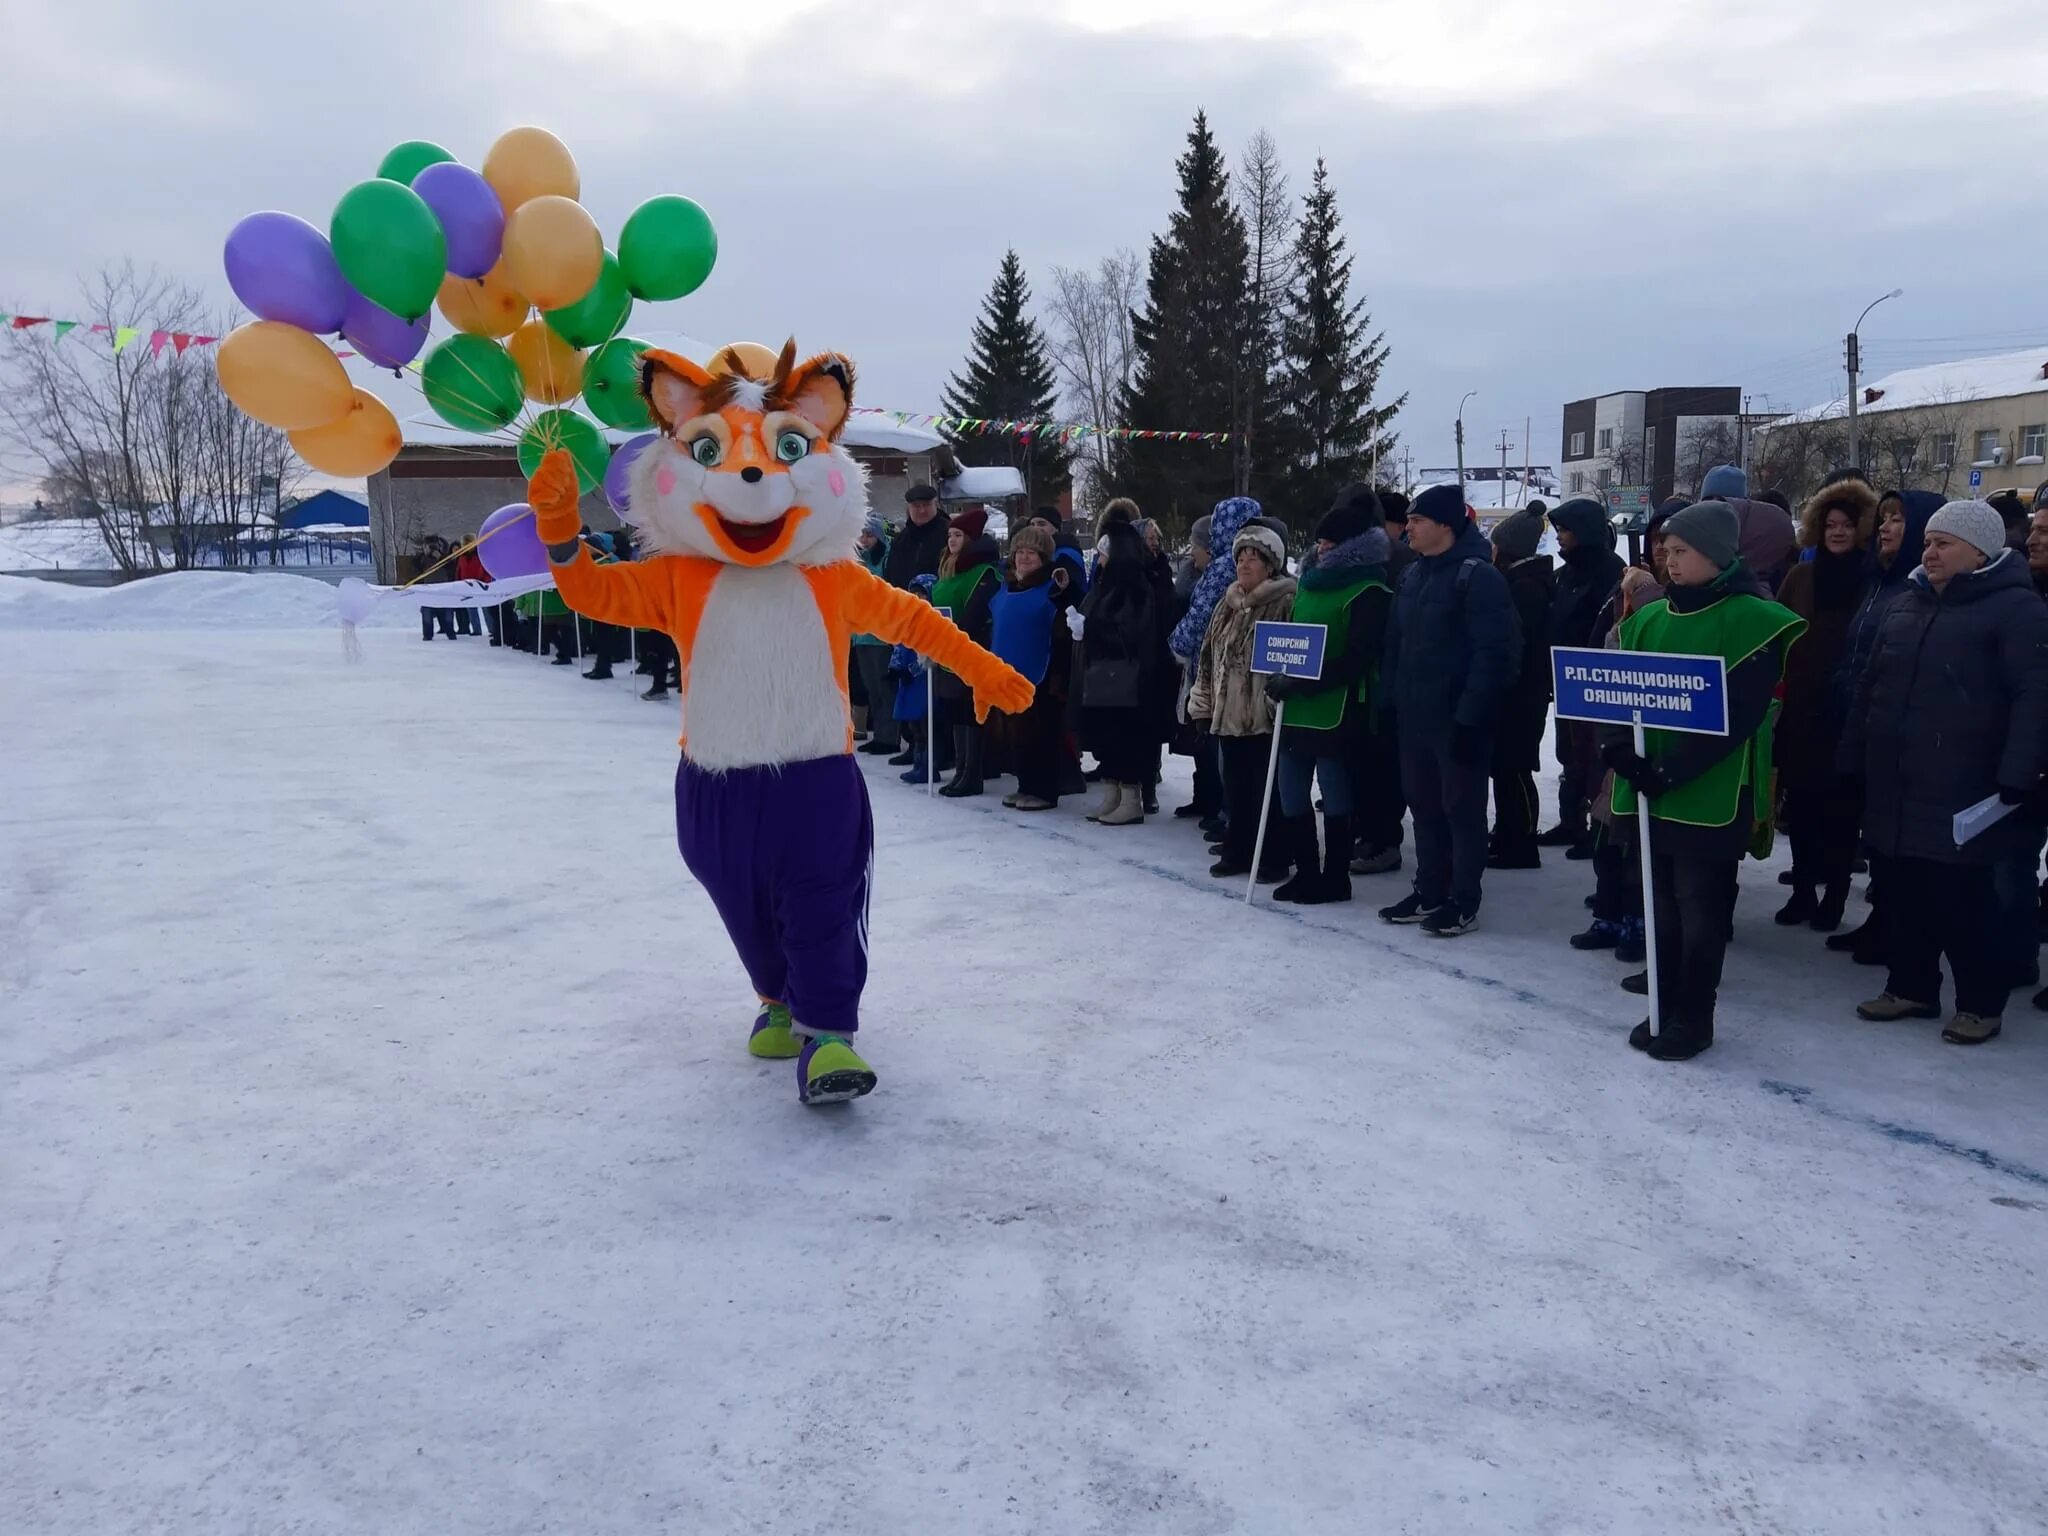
[709,342,782,381]
[289,388,403,477]
[483,125,579,212]
[437,259,529,339]
[506,319,585,405]
[504,195,603,312]
[216,321,354,431]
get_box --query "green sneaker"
[798,1033,877,1105]
[748,1002,802,1059]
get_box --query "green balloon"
[545,250,632,350]
[582,336,653,429]
[331,179,447,321]
[617,195,718,302]
[377,140,456,186]
[422,335,523,432]
[518,410,610,493]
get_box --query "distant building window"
[1597,427,1614,453]
[1894,436,1919,472]
[1645,425,1657,465]
[1931,432,1956,468]
[1596,466,1613,491]
[2021,424,2046,461]
[1570,471,1585,493]
[1569,432,1586,457]
[1974,429,2002,464]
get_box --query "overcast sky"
[9,0,2048,489]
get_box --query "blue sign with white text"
[1251,621,1327,681]
[1551,646,1729,736]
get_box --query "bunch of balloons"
[218,127,719,483]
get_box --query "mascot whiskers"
[528,340,1033,1103]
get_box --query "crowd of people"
[425,469,2048,1062]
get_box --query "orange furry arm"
[836,565,1034,720]
[528,448,672,632]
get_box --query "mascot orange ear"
[780,349,856,440]
[640,349,717,434]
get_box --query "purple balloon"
[224,211,351,333]
[340,288,430,371]
[604,432,661,516]
[412,162,505,280]
[477,502,546,580]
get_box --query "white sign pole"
[1246,701,1287,906]
[927,666,937,799]
[1633,711,1661,1039]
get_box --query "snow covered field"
[5,589,2047,1534]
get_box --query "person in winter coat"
[882,484,950,590]
[987,526,1069,811]
[1379,484,1521,935]
[455,546,489,638]
[930,509,1003,798]
[1840,500,2048,1045]
[1571,565,1664,961]
[1073,520,1173,825]
[1266,500,1394,904]
[850,515,902,756]
[1542,495,1625,853]
[1702,464,1799,594]
[1189,523,1300,876]
[1315,484,1411,876]
[1772,478,1878,931]
[1487,508,1556,870]
[1823,488,1941,964]
[1601,502,1806,1061]
[1170,498,1262,829]
[890,574,941,786]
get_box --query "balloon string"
[396,507,535,590]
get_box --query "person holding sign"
[1602,501,1805,1061]
[1189,524,1300,878]
[1266,499,1394,903]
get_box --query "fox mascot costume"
[527,341,1033,1104]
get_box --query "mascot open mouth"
[694,504,810,564]
[719,513,788,553]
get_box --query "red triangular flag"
[172,333,193,354]
[194,335,218,347]
[89,323,111,334]
[149,330,170,357]
[11,315,49,329]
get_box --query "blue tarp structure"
[279,490,368,530]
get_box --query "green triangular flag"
[51,321,78,343]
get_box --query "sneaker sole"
[1425,919,1478,937]
[1942,1026,2002,1045]
[1855,1005,1940,1022]
[1381,911,1433,925]
[803,1067,879,1104]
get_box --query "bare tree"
[1750,415,1851,503]
[1672,419,1740,501]
[1045,250,1141,505]
[1231,129,1293,497]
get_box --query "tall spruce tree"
[941,250,1072,504]
[1112,111,1251,537]
[1270,157,1404,516]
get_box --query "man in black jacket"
[1542,495,1625,853]
[1488,508,1555,869]
[882,484,949,590]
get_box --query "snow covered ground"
[5,595,2048,1534]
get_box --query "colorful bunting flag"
[148,330,170,357]
[51,321,78,343]
[171,333,193,355]
[113,326,139,354]
[11,315,49,329]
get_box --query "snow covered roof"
[1776,348,2048,425]
[348,333,946,456]
[938,465,1026,501]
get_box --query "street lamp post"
[1455,390,1477,484]
[1846,288,1903,474]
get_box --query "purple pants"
[675,753,873,1036]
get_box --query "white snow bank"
[0,570,409,630]
[0,518,115,570]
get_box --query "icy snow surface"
[5,622,2048,1535]
[0,570,413,631]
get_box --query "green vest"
[930,563,994,623]
[1283,574,1388,732]
[1610,591,1805,827]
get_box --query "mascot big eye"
[526,341,1033,1104]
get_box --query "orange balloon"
[709,341,782,380]
[506,319,586,405]
[504,195,603,312]
[216,321,354,431]
[437,259,529,338]
[482,126,578,212]
[289,388,403,477]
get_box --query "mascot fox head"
[628,340,868,569]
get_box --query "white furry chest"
[682,566,848,770]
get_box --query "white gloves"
[1065,611,1086,640]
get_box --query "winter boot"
[858,737,900,756]
[1942,1012,2003,1045]
[1775,887,1818,925]
[1855,992,1940,1022]
[1199,813,1228,840]
[1621,970,1648,995]
[1271,816,1326,902]
[1645,1022,1713,1061]
[1488,843,1543,871]
[1350,844,1403,877]
[1571,920,1622,951]
[748,1002,803,1059]
[641,682,669,701]
[1614,917,1647,964]
[797,1033,877,1104]
[1143,782,1160,816]
[1811,879,1849,933]
[1086,782,1125,823]
[1099,783,1146,825]
[584,661,615,681]
[939,725,984,797]
[1537,820,1584,848]
[1565,836,1597,862]
[1294,814,1354,904]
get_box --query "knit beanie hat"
[1925,499,2008,560]
[1009,525,1055,562]
[1100,497,1140,529]
[1409,483,1468,529]
[862,512,887,540]
[1188,513,1213,551]
[1701,464,1748,500]
[1490,509,1544,562]
[1662,500,1742,570]
[1315,489,1377,546]
[949,507,988,541]
[1232,523,1287,574]
[1031,505,1063,531]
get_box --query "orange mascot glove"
[973,669,1036,724]
[529,448,583,547]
